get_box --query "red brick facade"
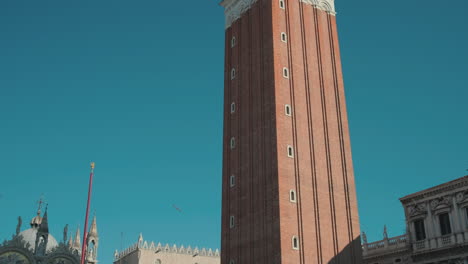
[221,1,362,263]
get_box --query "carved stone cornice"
[455,191,468,205]
[400,176,468,205]
[407,203,427,218]
[116,238,220,260]
[429,195,452,212]
[220,0,258,29]
[411,244,468,261]
[47,244,80,258]
[220,0,336,29]
[300,0,336,15]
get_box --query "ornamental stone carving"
[407,203,427,217]
[300,0,336,14]
[430,196,452,211]
[221,0,258,29]
[450,259,464,264]
[221,0,336,29]
[115,236,220,261]
[455,191,468,204]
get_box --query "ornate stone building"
[113,234,219,264]
[0,203,99,264]
[363,175,468,264]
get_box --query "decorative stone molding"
[115,237,220,260]
[1,235,32,253]
[430,196,452,211]
[221,0,336,29]
[400,176,468,205]
[45,250,80,264]
[0,236,36,264]
[221,0,258,29]
[407,203,427,218]
[300,0,336,15]
[455,191,468,204]
[48,243,80,258]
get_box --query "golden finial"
[90,162,95,169]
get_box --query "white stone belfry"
[86,215,99,264]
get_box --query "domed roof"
[19,228,59,252]
[30,215,42,228]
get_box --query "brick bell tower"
[220,0,362,263]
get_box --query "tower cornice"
[220,0,258,29]
[300,0,336,15]
[220,0,336,29]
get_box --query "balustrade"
[363,234,409,256]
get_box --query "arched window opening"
[283,67,289,78]
[279,0,285,9]
[230,175,235,187]
[230,216,235,228]
[281,32,287,42]
[292,236,299,250]
[290,190,297,203]
[230,137,236,149]
[287,145,294,158]
[285,104,292,116]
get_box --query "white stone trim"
[231,68,236,80]
[300,0,336,15]
[231,36,237,48]
[221,0,258,29]
[281,32,288,43]
[230,175,236,187]
[287,145,294,158]
[230,137,236,149]
[114,237,220,260]
[221,0,336,29]
[290,189,297,203]
[279,0,285,9]
[285,104,292,116]
[292,236,299,250]
[230,215,235,228]
[283,67,289,78]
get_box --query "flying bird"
[172,204,182,213]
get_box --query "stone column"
[434,214,443,247]
[452,198,464,243]
[426,203,437,248]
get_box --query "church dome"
[30,215,42,228]
[19,228,59,252]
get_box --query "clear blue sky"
[0,1,467,263]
